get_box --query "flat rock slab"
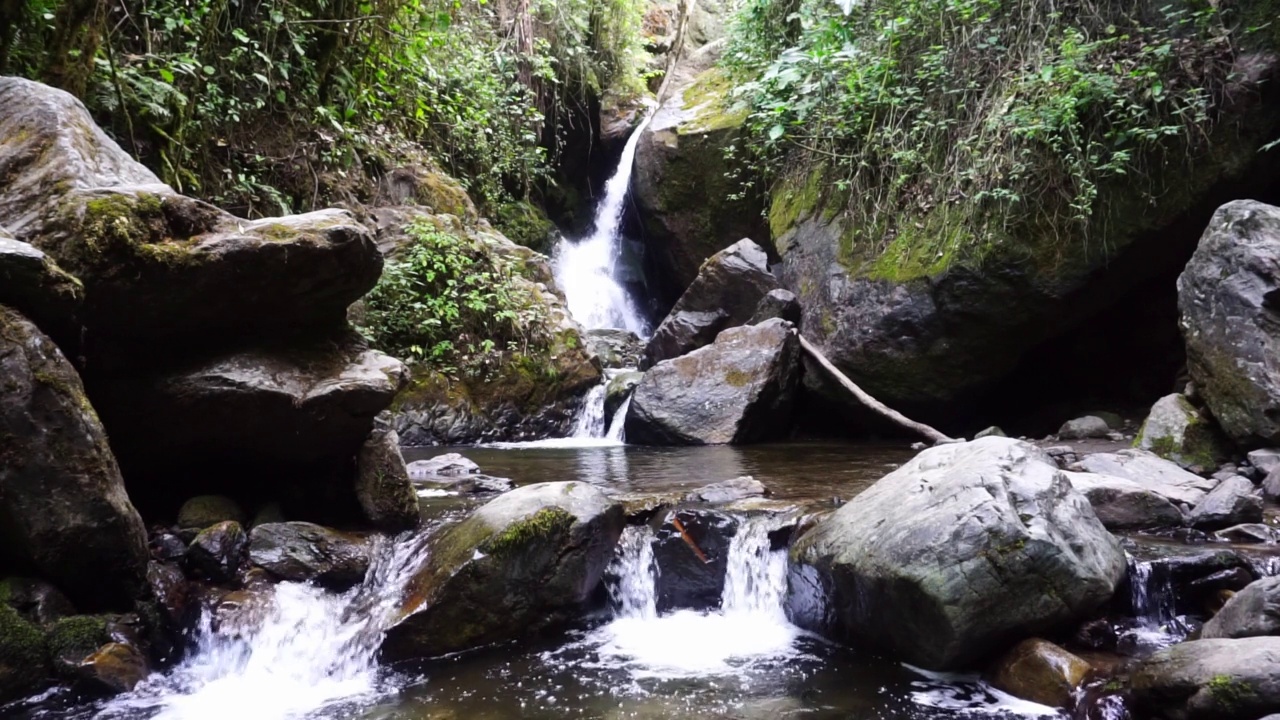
[1071,450,1217,507]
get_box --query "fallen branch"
[797,333,959,445]
[669,515,711,564]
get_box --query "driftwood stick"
[797,333,958,445]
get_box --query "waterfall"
[1128,558,1176,627]
[607,525,658,620]
[605,395,631,442]
[570,381,609,438]
[93,533,431,720]
[552,116,652,338]
[721,516,789,616]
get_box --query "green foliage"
[723,0,1237,274]
[359,220,552,377]
[3,0,648,217]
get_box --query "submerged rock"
[642,239,780,367]
[354,421,420,532]
[380,482,624,660]
[1130,637,1280,720]
[1202,575,1280,639]
[789,437,1126,670]
[248,522,371,590]
[1135,394,1227,469]
[1062,471,1184,530]
[0,306,148,611]
[988,638,1092,708]
[1186,476,1263,531]
[1179,200,1280,447]
[626,319,800,445]
[1071,450,1217,507]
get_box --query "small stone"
[1058,416,1111,440]
[748,288,802,327]
[975,426,1006,439]
[1248,449,1280,477]
[685,476,769,504]
[176,495,246,530]
[185,521,247,582]
[988,638,1093,708]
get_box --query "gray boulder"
[1179,200,1280,446]
[626,319,800,445]
[1265,469,1280,501]
[248,522,371,590]
[1214,523,1280,543]
[1248,448,1280,476]
[583,329,643,370]
[1135,394,1227,469]
[354,421,420,532]
[789,437,1126,670]
[1187,476,1263,531]
[405,453,513,494]
[1130,637,1280,720]
[642,239,780,367]
[380,482,624,660]
[1058,415,1111,440]
[1062,471,1185,530]
[685,476,769,504]
[0,306,148,611]
[1202,576,1280,639]
[0,233,82,346]
[405,453,480,477]
[1071,450,1217,507]
[748,288,802,326]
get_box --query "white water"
[552,116,653,337]
[583,517,804,679]
[94,534,430,720]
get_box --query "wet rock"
[1202,576,1280,639]
[146,561,193,629]
[642,239,780,367]
[46,615,112,677]
[406,453,514,494]
[0,603,50,701]
[790,437,1126,670]
[685,476,769,504]
[148,532,187,562]
[626,319,800,445]
[1071,450,1217,507]
[0,578,75,626]
[604,371,643,427]
[176,495,247,531]
[212,587,273,638]
[1124,540,1259,618]
[185,521,248,583]
[355,421,420,532]
[248,522,371,590]
[748,288,802,327]
[79,641,148,694]
[988,638,1092,708]
[0,233,82,347]
[1179,200,1280,447]
[1063,472,1184,530]
[1059,416,1111,440]
[1042,445,1079,467]
[584,329,643,369]
[1135,394,1227,470]
[975,426,1007,439]
[0,306,148,611]
[381,482,625,660]
[1130,637,1280,720]
[1215,524,1280,543]
[406,453,480,477]
[652,509,737,611]
[1187,476,1263,531]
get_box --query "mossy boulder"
[1135,394,1229,470]
[633,66,767,300]
[46,614,111,674]
[176,495,247,531]
[0,603,50,701]
[1130,637,1280,720]
[789,438,1126,670]
[1179,200,1280,447]
[380,482,624,660]
[492,200,556,254]
[0,306,148,611]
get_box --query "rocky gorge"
[3,0,1280,717]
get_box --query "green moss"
[46,615,109,664]
[682,69,750,134]
[481,507,575,557]
[492,200,555,253]
[768,166,827,242]
[1207,674,1255,710]
[0,604,47,687]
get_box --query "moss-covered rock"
[46,614,111,674]
[492,200,556,254]
[176,495,247,531]
[0,603,50,702]
[0,306,149,612]
[379,482,624,660]
[0,232,82,350]
[1130,637,1280,719]
[1135,394,1229,470]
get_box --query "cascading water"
[87,533,432,720]
[552,116,653,338]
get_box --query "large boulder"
[93,339,406,517]
[247,522,371,590]
[0,306,148,610]
[1129,637,1280,720]
[1202,576,1280,639]
[1070,450,1217,507]
[380,482,624,660]
[642,238,780,367]
[1062,471,1185,530]
[1186,476,1263,530]
[788,437,1127,670]
[625,319,800,445]
[0,233,82,347]
[1136,394,1228,469]
[1179,200,1280,447]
